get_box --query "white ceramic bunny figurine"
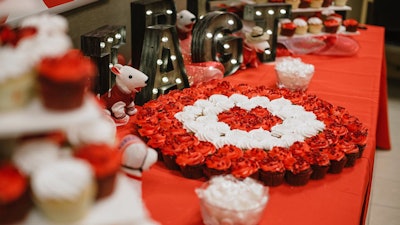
[100,64,148,125]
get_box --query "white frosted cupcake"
[293,18,308,35]
[307,17,323,34]
[0,47,36,112]
[334,0,347,6]
[31,158,96,223]
[12,139,61,176]
[310,0,323,8]
[285,0,301,9]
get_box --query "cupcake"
[343,19,359,32]
[350,128,368,157]
[334,0,347,6]
[258,155,285,186]
[324,18,340,33]
[231,157,259,180]
[304,150,330,180]
[327,13,343,25]
[284,156,312,186]
[310,0,323,8]
[203,153,232,178]
[0,163,33,225]
[285,0,301,9]
[336,140,359,167]
[299,0,311,8]
[0,47,36,112]
[280,22,297,37]
[322,0,333,7]
[323,146,347,174]
[278,18,292,37]
[31,158,96,223]
[159,143,186,170]
[12,138,61,176]
[217,145,243,160]
[243,148,267,161]
[74,143,121,199]
[176,150,205,179]
[36,49,96,111]
[293,18,308,35]
[307,17,323,34]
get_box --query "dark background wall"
[60,0,362,63]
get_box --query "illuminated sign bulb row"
[146,9,173,16]
[255,8,287,16]
[99,32,124,48]
[152,78,182,94]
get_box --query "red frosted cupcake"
[304,150,330,180]
[323,145,347,174]
[322,0,332,7]
[258,155,285,186]
[243,148,268,161]
[203,153,232,178]
[336,140,359,167]
[176,150,205,179]
[289,141,311,157]
[37,49,96,111]
[193,141,217,157]
[74,143,122,199]
[323,18,340,33]
[343,19,359,32]
[280,22,297,37]
[351,128,368,157]
[231,157,259,180]
[284,156,313,186]
[299,0,311,8]
[0,163,33,224]
[160,146,181,170]
[217,145,244,160]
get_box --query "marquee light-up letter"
[191,11,243,76]
[81,25,126,96]
[131,0,189,105]
[243,3,292,62]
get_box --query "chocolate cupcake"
[37,49,96,111]
[304,150,330,180]
[231,157,259,180]
[0,163,33,225]
[336,140,359,167]
[203,153,232,178]
[323,146,347,174]
[324,18,340,33]
[176,150,205,179]
[285,156,313,186]
[258,155,285,186]
[343,19,359,32]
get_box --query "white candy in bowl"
[195,175,269,225]
[275,57,315,91]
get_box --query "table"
[120,25,390,225]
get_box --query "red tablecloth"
[119,25,390,225]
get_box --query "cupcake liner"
[328,157,348,174]
[310,164,329,180]
[180,164,204,179]
[285,168,312,186]
[259,170,285,186]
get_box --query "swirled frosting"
[31,158,94,200]
[175,94,325,150]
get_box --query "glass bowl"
[275,57,315,91]
[195,175,269,225]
